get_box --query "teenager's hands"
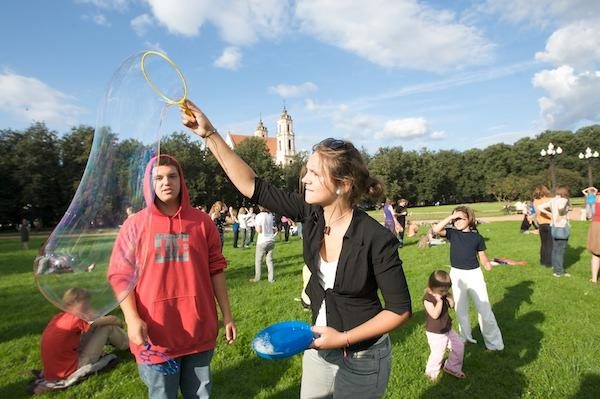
[310,326,347,350]
[125,316,148,346]
[181,99,217,138]
[223,318,237,344]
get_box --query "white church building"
[224,107,297,166]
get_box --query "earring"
[335,187,341,196]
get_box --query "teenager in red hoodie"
[108,154,236,398]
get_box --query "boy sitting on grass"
[30,287,129,394]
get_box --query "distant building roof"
[228,133,277,158]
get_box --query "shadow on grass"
[0,380,30,399]
[565,245,585,270]
[570,373,600,399]
[0,350,135,399]
[213,356,299,399]
[417,280,544,398]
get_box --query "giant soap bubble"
[35,51,188,321]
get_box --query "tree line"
[1,122,598,229]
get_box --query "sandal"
[443,367,466,379]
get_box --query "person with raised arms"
[181,100,412,399]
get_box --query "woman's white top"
[315,257,339,327]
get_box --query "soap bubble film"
[35,51,186,321]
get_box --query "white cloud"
[0,71,84,126]
[304,99,347,114]
[378,117,439,139]
[81,13,111,26]
[304,99,443,142]
[429,131,446,140]
[535,20,600,69]
[270,82,318,98]
[131,13,153,36]
[478,0,600,26]
[141,0,492,71]
[214,47,242,70]
[295,0,494,71]
[143,0,290,44]
[532,65,600,128]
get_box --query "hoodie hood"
[143,154,190,216]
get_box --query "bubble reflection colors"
[35,51,186,321]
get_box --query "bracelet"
[344,331,350,348]
[204,129,217,140]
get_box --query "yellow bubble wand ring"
[141,50,192,114]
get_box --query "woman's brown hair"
[312,138,384,207]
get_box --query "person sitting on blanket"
[31,287,128,394]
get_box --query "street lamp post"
[540,142,562,191]
[578,147,599,187]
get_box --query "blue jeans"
[138,350,214,399]
[552,238,568,275]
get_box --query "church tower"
[254,118,268,138]
[276,106,296,165]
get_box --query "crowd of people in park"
[26,98,600,398]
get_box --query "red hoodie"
[108,155,226,362]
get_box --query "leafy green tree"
[369,146,412,202]
[60,125,94,201]
[13,123,62,227]
[0,129,24,225]
[281,152,308,194]
[232,137,281,206]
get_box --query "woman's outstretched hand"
[181,99,216,139]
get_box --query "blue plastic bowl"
[252,320,314,360]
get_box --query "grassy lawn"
[368,198,586,222]
[1,219,599,398]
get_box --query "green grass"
[1,220,600,398]
[368,197,587,222]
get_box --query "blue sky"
[2,0,600,154]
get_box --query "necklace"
[324,209,352,235]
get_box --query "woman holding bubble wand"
[182,100,411,399]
